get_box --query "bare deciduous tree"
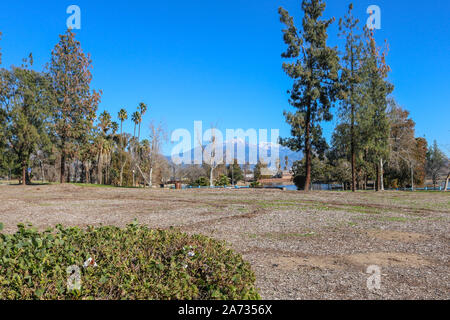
[197,125,222,187]
[147,121,167,187]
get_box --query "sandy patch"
[366,229,431,243]
[273,252,431,271]
[345,252,431,268]
[273,256,345,271]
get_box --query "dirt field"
[0,183,449,300]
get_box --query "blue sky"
[0,0,449,155]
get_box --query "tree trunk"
[209,167,214,187]
[40,161,45,183]
[444,173,449,192]
[351,104,356,192]
[120,160,126,187]
[411,163,415,191]
[97,148,103,185]
[22,166,26,186]
[60,152,65,184]
[138,123,141,142]
[350,47,356,192]
[85,161,89,184]
[66,162,71,183]
[120,121,124,187]
[380,158,384,191]
[304,109,311,191]
[375,163,380,192]
[149,166,153,188]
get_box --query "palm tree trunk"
[138,122,141,142]
[97,147,103,185]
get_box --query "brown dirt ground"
[0,183,449,300]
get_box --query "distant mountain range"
[167,138,303,169]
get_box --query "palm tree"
[137,102,147,141]
[130,111,141,186]
[118,109,128,186]
[118,109,128,142]
[131,111,141,140]
[99,111,112,134]
[97,111,112,184]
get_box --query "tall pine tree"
[0,31,6,174]
[278,0,339,191]
[338,4,364,192]
[359,30,393,191]
[48,29,101,183]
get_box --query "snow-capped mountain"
[168,138,302,169]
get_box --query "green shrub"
[214,175,230,187]
[0,222,260,300]
[189,176,209,187]
[250,181,261,188]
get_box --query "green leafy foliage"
[48,29,101,183]
[278,0,340,190]
[189,176,209,187]
[214,175,230,187]
[0,223,260,300]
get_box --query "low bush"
[0,222,260,300]
[214,175,230,187]
[189,176,209,187]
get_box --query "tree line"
[279,1,449,191]
[0,30,170,186]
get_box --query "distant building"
[258,169,293,185]
[245,173,254,180]
[281,170,293,179]
[260,167,275,178]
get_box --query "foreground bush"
[0,223,260,300]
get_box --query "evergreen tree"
[0,31,6,176]
[227,159,243,184]
[426,140,446,189]
[278,0,339,191]
[48,29,101,183]
[0,31,2,65]
[358,30,393,191]
[2,56,53,184]
[414,138,427,187]
[253,160,266,181]
[338,4,365,192]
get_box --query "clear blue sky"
[1,0,449,155]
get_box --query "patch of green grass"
[72,183,116,188]
[344,205,381,214]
